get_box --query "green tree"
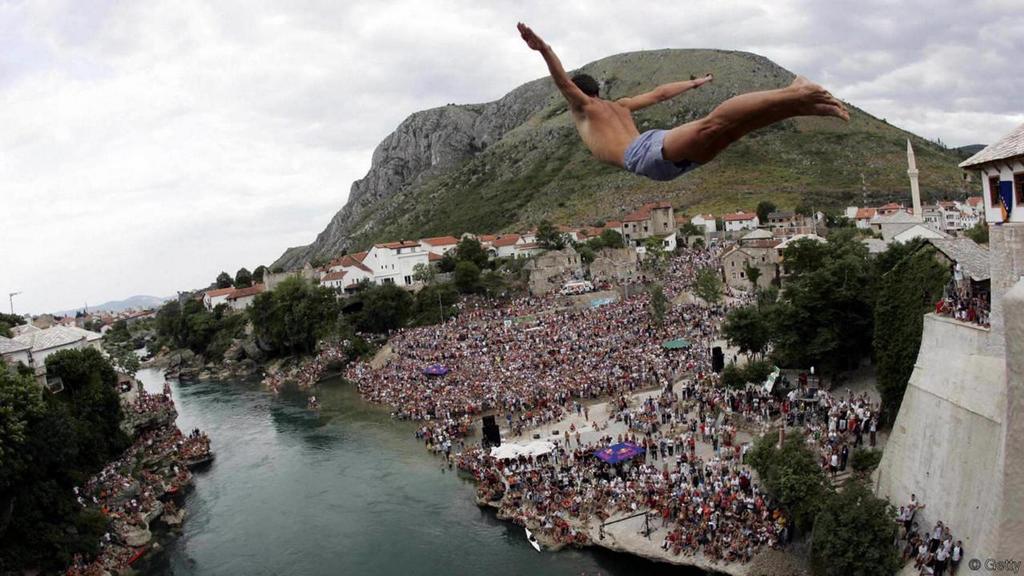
[349,283,413,333]
[642,236,668,272]
[455,237,489,269]
[253,265,268,284]
[771,231,874,379]
[215,271,234,288]
[598,229,625,249]
[748,432,831,532]
[248,277,340,354]
[694,267,723,304]
[722,305,772,359]
[235,267,253,288]
[756,200,777,223]
[873,242,949,422]
[648,283,668,327]
[0,350,127,571]
[965,220,988,244]
[536,219,566,250]
[743,261,762,290]
[810,481,901,576]
[480,269,508,299]
[0,368,44,489]
[438,252,458,273]
[576,243,596,265]
[678,222,703,238]
[411,283,459,326]
[454,260,482,293]
[0,312,26,338]
[412,262,436,286]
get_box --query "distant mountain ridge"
[53,295,169,316]
[273,49,967,270]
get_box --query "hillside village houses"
[722,211,759,232]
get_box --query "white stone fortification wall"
[875,314,1005,556]
[997,280,1024,561]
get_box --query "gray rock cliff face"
[273,78,553,270]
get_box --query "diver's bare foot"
[790,76,849,121]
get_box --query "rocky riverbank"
[144,337,265,382]
[65,381,212,576]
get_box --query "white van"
[560,280,594,295]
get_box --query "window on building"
[1016,173,1024,205]
[405,275,412,285]
[989,175,1001,206]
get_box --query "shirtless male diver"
[517,22,849,181]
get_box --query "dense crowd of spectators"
[65,383,211,575]
[896,496,964,576]
[347,248,731,449]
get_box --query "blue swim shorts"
[623,129,700,181]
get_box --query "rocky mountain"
[273,49,968,270]
[54,295,169,316]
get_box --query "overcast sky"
[2,0,1022,314]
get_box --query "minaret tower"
[907,139,923,222]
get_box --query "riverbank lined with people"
[64,382,212,575]
[341,247,811,573]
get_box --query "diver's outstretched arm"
[617,74,713,112]
[518,22,590,111]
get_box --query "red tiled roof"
[227,284,265,300]
[855,208,876,219]
[938,201,956,208]
[420,235,459,246]
[205,287,235,298]
[322,270,348,282]
[675,215,691,224]
[492,234,521,247]
[518,242,540,249]
[723,211,756,221]
[375,240,420,250]
[604,220,623,228]
[623,201,673,222]
[428,252,443,262]
[329,253,373,273]
[477,234,498,243]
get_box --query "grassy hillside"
[282,49,968,260]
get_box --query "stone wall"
[588,248,639,285]
[874,314,1005,556]
[525,246,583,296]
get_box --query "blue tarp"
[593,442,645,464]
[422,364,449,376]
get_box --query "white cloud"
[1,0,1021,312]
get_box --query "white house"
[203,287,235,310]
[722,211,759,232]
[491,234,523,258]
[420,236,459,255]
[226,284,264,311]
[690,214,717,233]
[366,241,431,288]
[960,122,1024,225]
[11,325,102,381]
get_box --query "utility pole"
[9,291,22,315]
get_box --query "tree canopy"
[810,481,901,576]
[694,267,723,304]
[215,271,234,288]
[748,432,831,533]
[1,350,129,571]
[756,200,777,223]
[235,267,253,288]
[722,305,772,359]
[536,219,566,250]
[248,277,341,355]
[873,241,949,422]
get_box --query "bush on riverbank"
[0,349,128,572]
[810,480,901,576]
[249,277,342,357]
[155,298,247,361]
[747,432,831,533]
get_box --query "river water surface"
[135,368,707,576]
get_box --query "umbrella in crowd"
[593,441,646,464]
[422,364,450,377]
[661,338,691,350]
